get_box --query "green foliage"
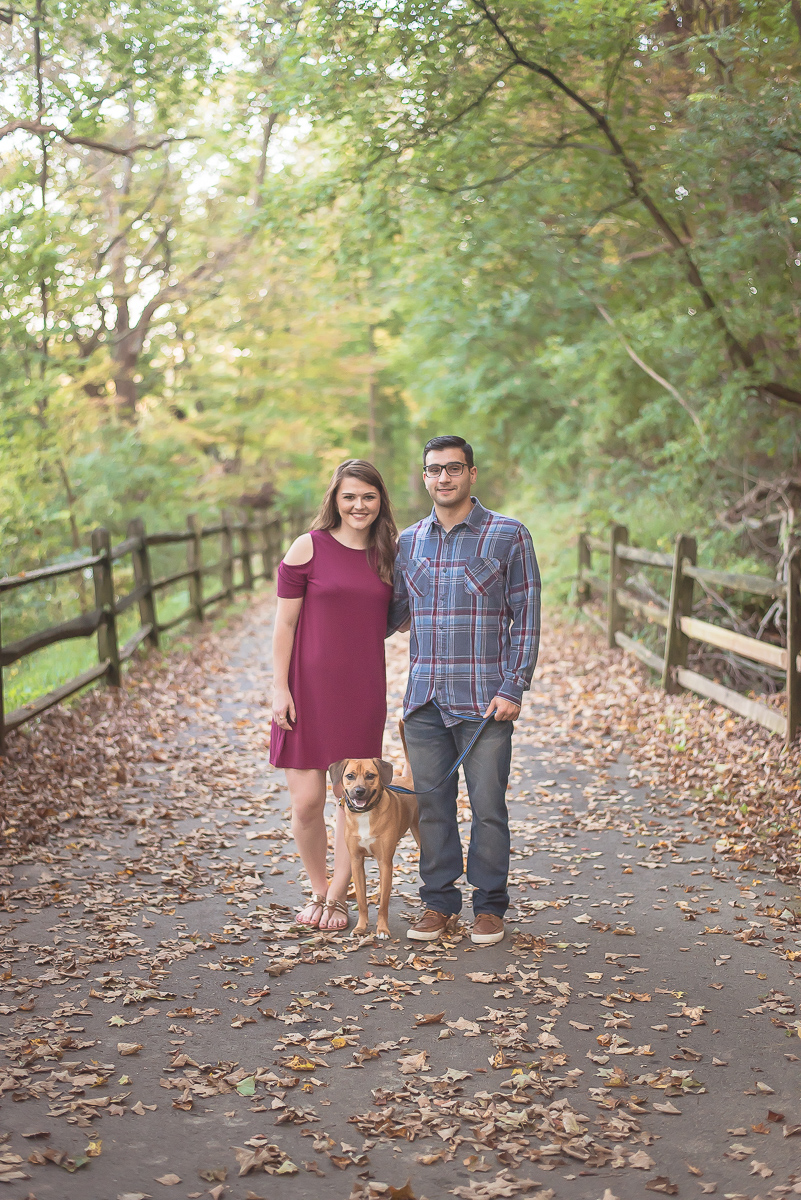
[4,0,801,599]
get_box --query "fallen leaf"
[387,1182,417,1200]
[155,1175,181,1186]
[397,1051,428,1074]
[117,1042,143,1056]
[644,1179,678,1195]
[413,1011,445,1026]
[653,1101,682,1115]
[629,1151,656,1169]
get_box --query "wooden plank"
[92,528,120,688]
[0,609,102,667]
[615,630,665,673]
[187,514,204,622]
[146,530,193,547]
[201,560,223,577]
[0,553,102,593]
[201,587,227,609]
[128,516,159,651]
[676,667,786,738]
[119,624,154,662]
[152,566,196,592]
[617,586,670,629]
[608,524,628,649]
[157,606,195,634]
[683,563,782,599]
[585,572,608,593]
[221,511,234,602]
[680,615,786,670]
[586,536,609,555]
[201,523,225,537]
[616,544,673,569]
[663,534,696,694]
[579,607,606,633]
[3,661,110,732]
[576,532,590,609]
[111,534,141,561]
[114,582,149,616]
[787,550,801,747]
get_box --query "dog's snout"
[352,786,367,798]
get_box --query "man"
[390,435,540,945]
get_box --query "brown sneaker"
[407,909,453,942]
[471,913,505,945]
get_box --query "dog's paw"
[351,926,369,939]
[376,930,390,941]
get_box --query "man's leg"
[455,717,513,918]
[403,702,463,917]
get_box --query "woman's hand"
[272,687,296,730]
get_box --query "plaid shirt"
[389,498,540,725]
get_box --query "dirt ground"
[1,589,800,1200]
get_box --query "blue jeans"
[403,702,513,918]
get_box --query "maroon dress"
[269,529,393,770]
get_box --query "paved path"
[2,594,800,1200]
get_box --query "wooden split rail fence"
[576,527,801,748]
[0,510,297,751]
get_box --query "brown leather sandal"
[295,893,326,928]
[319,898,349,932]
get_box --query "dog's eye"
[364,773,376,780]
[345,774,355,780]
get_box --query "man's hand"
[484,696,520,722]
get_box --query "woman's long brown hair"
[312,460,398,584]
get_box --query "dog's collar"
[343,789,383,814]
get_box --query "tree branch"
[591,298,706,438]
[0,120,199,157]
[469,0,755,371]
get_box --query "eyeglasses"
[423,462,467,478]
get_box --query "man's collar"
[426,496,488,532]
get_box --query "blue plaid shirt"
[389,498,540,725]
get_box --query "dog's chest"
[354,813,377,853]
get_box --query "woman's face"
[336,475,381,532]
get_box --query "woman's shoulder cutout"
[283,532,314,566]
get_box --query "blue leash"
[391,713,494,796]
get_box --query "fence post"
[241,515,254,591]
[128,517,159,650]
[577,532,590,609]
[607,524,628,649]
[662,533,697,694]
[187,514,204,622]
[260,517,273,580]
[786,548,801,748]
[221,510,234,603]
[91,528,121,687]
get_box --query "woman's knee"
[291,794,325,829]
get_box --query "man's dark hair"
[423,435,474,469]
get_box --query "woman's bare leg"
[285,768,328,923]
[319,805,351,930]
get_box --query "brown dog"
[329,734,419,940]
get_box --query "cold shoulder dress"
[269,529,393,770]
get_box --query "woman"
[270,460,397,931]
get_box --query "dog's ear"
[376,759,394,788]
[329,760,347,788]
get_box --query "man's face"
[423,448,477,509]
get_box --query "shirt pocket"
[407,558,431,598]
[464,556,503,599]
